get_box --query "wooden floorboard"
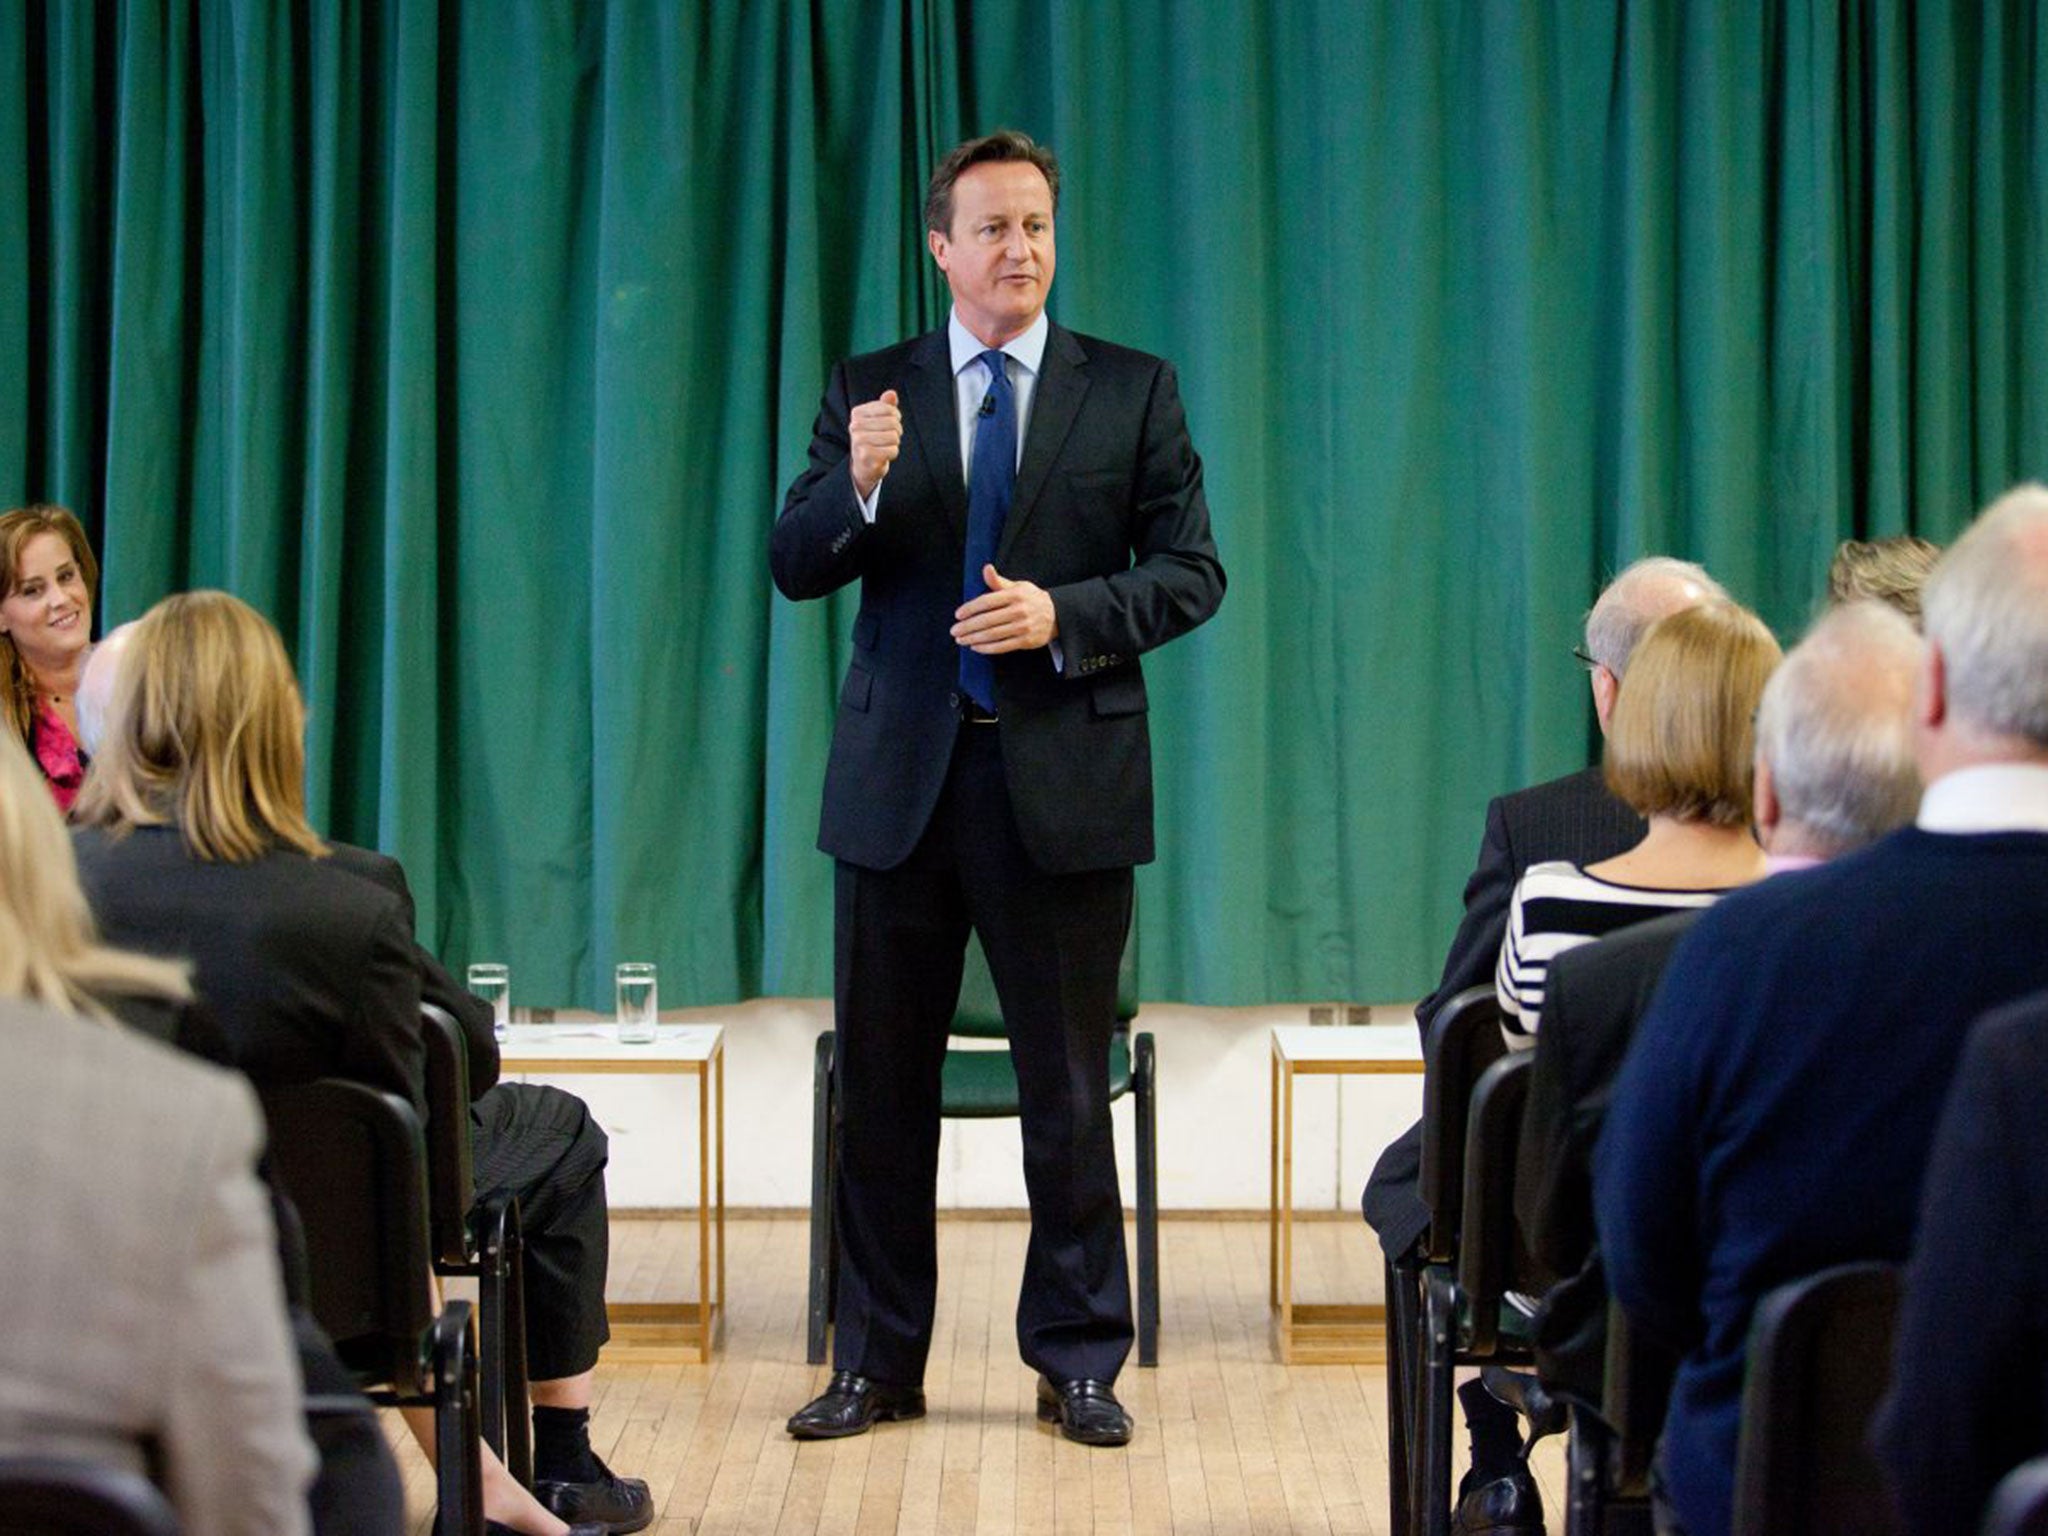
[390,1213,1566,1534]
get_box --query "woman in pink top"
[0,505,97,810]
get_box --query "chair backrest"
[1730,1261,1904,1536]
[1456,1051,1532,1353]
[950,920,1140,1040]
[259,1078,438,1396]
[0,1455,180,1536]
[1419,986,1508,1263]
[418,1003,478,1265]
[1983,1457,2048,1536]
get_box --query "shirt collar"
[1917,763,2048,835]
[948,309,1049,380]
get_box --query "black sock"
[1458,1377,1524,1482]
[533,1405,600,1484]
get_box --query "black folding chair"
[1387,986,1507,1534]
[1730,1261,1903,1536]
[1416,1037,1551,1536]
[419,1003,532,1486]
[1984,1457,2048,1536]
[262,1078,486,1536]
[0,1457,179,1536]
[809,925,1158,1366]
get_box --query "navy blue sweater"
[1593,827,2048,1536]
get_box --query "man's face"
[929,160,1056,347]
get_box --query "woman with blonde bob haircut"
[73,589,324,861]
[1496,600,1782,1047]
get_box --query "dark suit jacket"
[771,322,1225,874]
[1362,764,1641,1257]
[324,841,500,1096]
[1874,987,2048,1536]
[73,825,426,1116]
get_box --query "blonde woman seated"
[0,727,317,1536]
[1496,601,1782,1049]
[0,504,98,809]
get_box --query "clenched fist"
[850,389,903,498]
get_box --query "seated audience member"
[70,591,645,1536]
[1515,601,1924,1399]
[1495,600,1781,1046]
[0,503,98,809]
[1594,485,2048,1536]
[0,729,317,1535]
[1826,533,1941,626]
[1874,987,2048,1536]
[1363,556,1725,1536]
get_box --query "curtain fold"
[4,0,2043,1007]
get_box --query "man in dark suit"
[1874,986,2048,1536]
[1362,557,1720,1534]
[1517,600,1925,1400]
[1596,485,2048,1536]
[773,130,1224,1446]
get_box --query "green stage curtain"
[3,0,2043,1007]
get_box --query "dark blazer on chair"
[72,825,425,1113]
[771,322,1224,875]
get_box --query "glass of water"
[615,962,659,1044]
[466,962,512,1043]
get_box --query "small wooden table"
[1269,1023,1424,1363]
[501,1024,726,1363]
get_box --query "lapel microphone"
[979,393,996,418]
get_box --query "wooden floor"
[391,1214,1564,1535]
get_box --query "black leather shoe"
[489,1524,607,1536]
[1035,1376,1133,1447]
[1452,1466,1544,1534]
[786,1370,927,1440]
[535,1451,654,1534]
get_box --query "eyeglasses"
[1571,646,1600,671]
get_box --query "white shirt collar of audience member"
[1918,763,2048,836]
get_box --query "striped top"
[1494,861,1731,1049]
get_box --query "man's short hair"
[1756,602,1924,855]
[1826,536,1942,626]
[1921,484,2048,749]
[1604,601,1781,826]
[1584,557,1728,677]
[924,130,1061,237]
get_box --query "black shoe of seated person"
[534,1450,653,1534]
[488,1525,606,1536]
[1452,1465,1545,1535]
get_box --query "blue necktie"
[960,348,1016,712]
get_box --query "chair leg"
[429,1301,485,1536]
[472,1207,508,1464]
[1566,1405,1608,1536]
[807,1031,836,1366]
[1385,1256,1417,1536]
[1134,1031,1159,1367]
[500,1207,532,1488]
[1421,1266,1459,1536]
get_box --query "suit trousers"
[471,1082,612,1380]
[832,720,1135,1389]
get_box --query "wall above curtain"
[3,0,2043,1008]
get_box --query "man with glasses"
[1363,556,1725,1533]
